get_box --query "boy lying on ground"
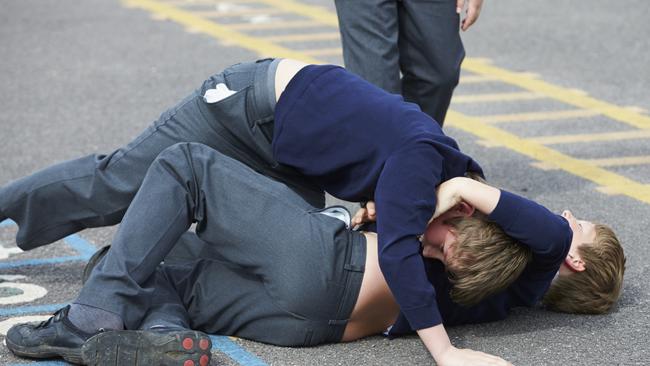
[5,147,624,365]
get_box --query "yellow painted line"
[534,155,650,169]
[197,8,287,18]
[528,130,650,145]
[452,91,543,104]
[459,74,500,84]
[584,155,650,168]
[481,109,600,124]
[161,0,260,4]
[446,110,650,203]
[256,0,339,27]
[228,19,317,30]
[462,58,650,129]
[261,32,340,42]
[302,47,342,57]
[123,0,322,63]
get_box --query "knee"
[153,143,210,174]
[157,142,209,161]
[437,64,461,89]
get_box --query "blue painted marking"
[0,303,68,317]
[0,256,87,270]
[210,335,268,366]
[63,234,96,260]
[0,221,96,268]
[7,361,69,366]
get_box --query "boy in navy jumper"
[5,158,624,365]
[0,59,624,365]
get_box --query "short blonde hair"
[445,215,532,306]
[543,224,625,314]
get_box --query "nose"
[562,210,573,219]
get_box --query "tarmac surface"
[1,0,649,365]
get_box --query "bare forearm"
[452,177,501,215]
[417,324,452,360]
[417,323,512,365]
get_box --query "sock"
[68,303,124,333]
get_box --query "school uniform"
[0,59,482,335]
[334,0,464,125]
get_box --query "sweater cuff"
[402,303,443,330]
[487,190,520,231]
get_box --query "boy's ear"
[564,252,586,272]
[455,201,475,217]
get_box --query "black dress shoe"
[6,305,96,364]
[82,328,212,366]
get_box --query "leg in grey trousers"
[334,0,464,125]
[77,143,362,346]
[0,59,324,250]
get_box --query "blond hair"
[543,224,625,314]
[445,215,532,306]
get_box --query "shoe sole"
[81,329,212,366]
[6,336,83,364]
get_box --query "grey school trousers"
[77,145,366,346]
[334,0,464,125]
[0,59,324,251]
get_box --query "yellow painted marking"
[302,47,343,57]
[481,109,600,124]
[530,161,558,171]
[528,130,650,145]
[123,0,322,62]
[459,74,500,83]
[476,139,505,148]
[228,19,317,30]
[256,0,339,27]
[462,58,650,129]
[596,186,624,195]
[452,91,543,104]
[261,32,340,42]
[197,8,287,18]
[584,155,650,168]
[446,110,650,202]
[161,0,260,5]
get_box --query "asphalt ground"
[1,0,649,365]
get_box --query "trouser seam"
[105,97,195,170]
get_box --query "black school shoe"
[82,328,212,366]
[6,305,96,364]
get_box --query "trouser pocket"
[200,85,276,166]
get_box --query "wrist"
[416,324,453,360]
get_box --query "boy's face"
[420,210,463,264]
[559,210,597,275]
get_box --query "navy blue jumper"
[274,65,483,330]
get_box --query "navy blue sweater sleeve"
[375,140,443,330]
[488,190,572,271]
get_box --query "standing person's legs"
[398,0,464,125]
[334,0,401,94]
[0,59,323,251]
